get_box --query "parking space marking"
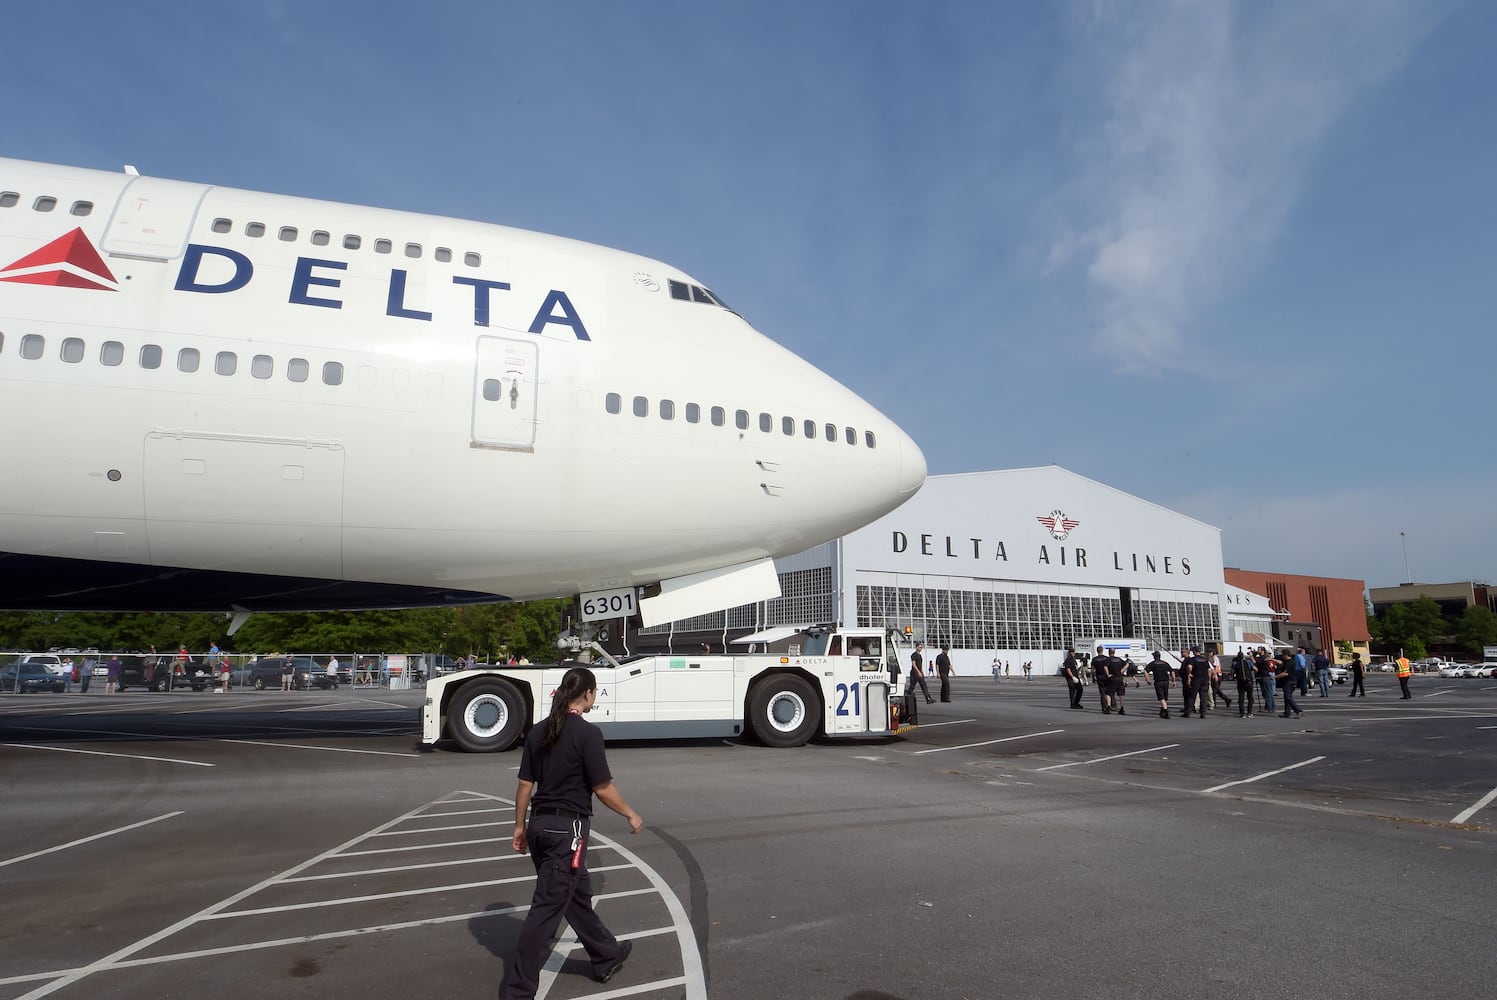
[283,853,519,882]
[373,819,508,836]
[537,926,680,999]
[1035,743,1180,772]
[1202,755,1325,794]
[1,742,214,767]
[8,789,707,1000]
[1451,785,1497,825]
[912,719,977,729]
[913,729,1064,755]
[216,737,421,757]
[0,812,183,869]
[1424,690,1454,698]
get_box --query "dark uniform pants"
[1236,680,1255,715]
[1189,678,1211,715]
[500,813,625,999]
[1066,678,1084,707]
[938,672,951,702]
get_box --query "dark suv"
[116,656,220,692]
[235,657,337,691]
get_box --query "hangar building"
[628,467,1230,673]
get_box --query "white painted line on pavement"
[0,812,183,869]
[913,729,1064,754]
[1451,785,1497,825]
[1,743,214,767]
[216,738,421,757]
[372,819,507,836]
[1424,690,1453,698]
[283,853,519,881]
[1203,756,1326,794]
[1036,743,1180,771]
[913,718,977,728]
[1350,714,1497,723]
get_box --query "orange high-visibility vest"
[1395,657,1412,677]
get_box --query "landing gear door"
[473,336,538,452]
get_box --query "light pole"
[1400,531,1410,584]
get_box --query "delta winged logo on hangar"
[1036,510,1079,541]
[0,228,118,291]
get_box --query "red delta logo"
[1036,509,1079,541]
[0,228,118,291]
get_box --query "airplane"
[0,157,925,629]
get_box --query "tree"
[1456,605,1497,657]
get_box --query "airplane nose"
[897,428,927,495]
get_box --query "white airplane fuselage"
[0,158,924,613]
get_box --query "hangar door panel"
[143,433,344,579]
[473,336,538,451]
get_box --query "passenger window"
[375,239,392,254]
[605,392,622,414]
[279,227,298,242]
[251,355,273,379]
[342,235,361,251]
[436,247,452,263]
[483,378,502,401]
[0,192,18,208]
[215,351,237,376]
[404,243,421,258]
[845,427,856,445]
[140,344,162,369]
[660,399,675,420]
[288,358,309,382]
[685,403,700,423]
[781,416,794,436]
[759,412,772,433]
[61,337,85,363]
[311,231,330,246]
[178,348,200,373]
[322,361,344,385]
[804,419,816,439]
[711,406,725,427]
[71,201,94,217]
[211,218,231,233]
[20,334,43,359]
[825,422,836,442]
[735,409,749,430]
[245,222,266,238]
[632,395,649,417]
[34,196,57,212]
[0,332,5,352]
[865,431,877,449]
[464,252,481,267]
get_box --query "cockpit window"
[667,279,735,315]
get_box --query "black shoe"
[1282,713,1291,718]
[598,940,633,983]
[1102,707,1111,714]
[1117,707,1125,715]
[1294,712,1303,719]
[926,698,934,704]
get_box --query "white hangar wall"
[836,467,1225,673]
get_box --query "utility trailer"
[420,626,914,752]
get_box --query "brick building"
[1223,569,1370,663]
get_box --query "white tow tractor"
[420,626,915,752]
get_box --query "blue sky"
[5,1,1493,591]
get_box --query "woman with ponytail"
[500,667,644,999]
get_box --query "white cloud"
[1051,0,1450,372]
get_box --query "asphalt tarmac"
[2,672,1494,1000]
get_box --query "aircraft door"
[102,176,212,261]
[472,336,538,451]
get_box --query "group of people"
[1062,644,1381,719]
[990,658,1034,681]
[906,642,955,703]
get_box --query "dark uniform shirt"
[1146,657,1171,683]
[935,651,952,677]
[1183,654,1210,686]
[1062,654,1079,679]
[517,714,612,817]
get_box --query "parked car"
[116,656,222,692]
[1327,665,1348,684]
[1438,663,1463,678]
[0,662,66,693]
[234,657,337,691]
[1474,663,1497,678]
[16,653,66,677]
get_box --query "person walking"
[1177,648,1195,718]
[1313,648,1331,697]
[1395,654,1413,699]
[499,667,641,999]
[908,643,933,704]
[1294,647,1311,697]
[935,645,954,703]
[992,656,1001,685]
[1276,650,1304,719]
[1233,649,1255,717]
[1062,648,1084,709]
[1208,648,1233,712]
[1093,647,1115,713]
[1348,652,1366,697]
[1146,650,1172,718]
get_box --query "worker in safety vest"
[1395,655,1413,700]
